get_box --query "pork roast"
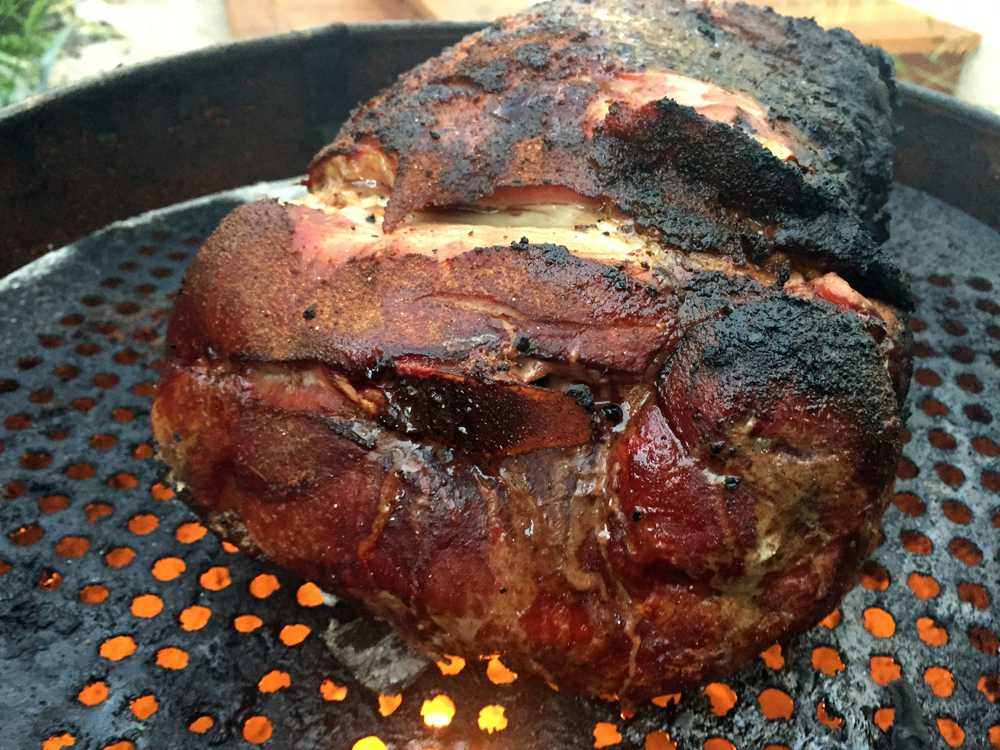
[151,0,913,704]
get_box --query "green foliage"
[0,0,56,106]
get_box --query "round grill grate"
[0,182,997,750]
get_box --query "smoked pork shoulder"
[152,0,913,704]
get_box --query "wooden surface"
[743,0,981,54]
[224,0,426,38]
[224,0,981,44]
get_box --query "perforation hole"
[5,413,32,430]
[949,345,974,363]
[39,495,71,514]
[964,404,993,424]
[949,538,983,566]
[870,656,902,686]
[874,707,895,731]
[131,594,163,618]
[105,548,135,568]
[156,647,188,670]
[111,408,134,423]
[55,536,90,558]
[71,398,97,413]
[935,464,965,486]
[179,606,211,631]
[897,457,920,479]
[859,561,890,591]
[942,500,972,524]
[78,681,109,706]
[978,675,1000,703]
[128,514,158,535]
[928,430,957,450]
[956,373,983,392]
[21,452,52,470]
[758,689,793,721]
[969,627,999,656]
[80,584,108,604]
[249,574,280,599]
[818,609,841,629]
[893,492,924,516]
[199,567,231,591]
[915,368,940,386]
[9,525,44,546]
[130,695,158,720]
[99,635,136,661]
[593,722,622,747]
[37,569,62,591]
[487,656,518,685]
[279,624,310,646]
[937,718,965,747]
[917,618,948,647]
[29,387,53,402]
[902,530,933,555]
[816,702,842,730]
[957,582,990,610]
[90,435,117,450]
[18,356,42,370]
[67,463,94,481]
[760,644,784,670]
[189,716,214,734]
[258,670,291,693]
[811,647,845,675]
[984,472,1000,493]
[863,608,896,638]
[234,615,262,633]
[151,557,185,581]
[379,694,403,717]
[319,680,347,701]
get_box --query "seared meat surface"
[152,0,912,703]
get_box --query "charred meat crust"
[311,0,905,307]
[153,0,913,705]
[154,196,910,703]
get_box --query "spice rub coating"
[152,0,912,704]
[311,0,904,306]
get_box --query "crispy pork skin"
[152,0,912,704]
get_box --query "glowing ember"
[651,694,681,707]
[436,654,466,675]
[421,694,456,728]
[352,738,387,750]
[486,656,517,684]
[478,704,508,733]
[378,694,402,717]
[593,722,622,747]
[320,680,347,701]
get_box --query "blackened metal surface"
[894,84,1000,234]
[0,180,997,749]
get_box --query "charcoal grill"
[1,23,998,750]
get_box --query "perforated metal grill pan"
[1,25,999,750]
